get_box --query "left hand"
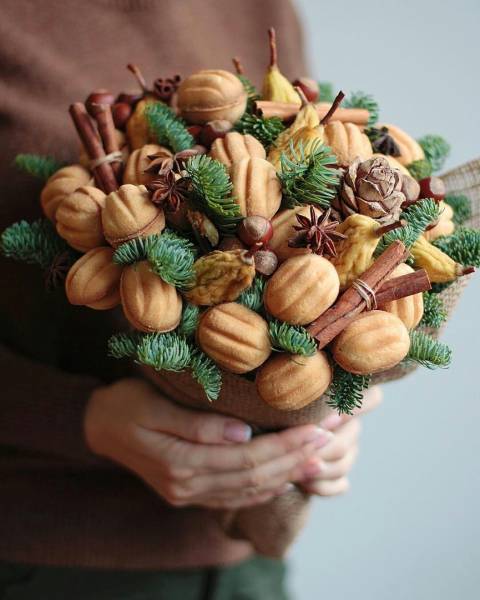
[300,385,383,497]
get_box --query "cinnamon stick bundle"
[89,103,122,183]
[307,241,409,348]
[254,100,369,126]
[69,103,118,194]
[376,269,431,305]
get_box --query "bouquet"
[2,28,479,557]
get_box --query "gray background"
[289,1,480,598]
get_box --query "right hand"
[84,378,332,510]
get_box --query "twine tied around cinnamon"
[89,150,124,171]
[351,279,378,310]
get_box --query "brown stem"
[320,90,345,125]
[232,57,244,75]
[376,269,431,305]
[375,219,407,237]
[462,266,476,276]
[294,86,309,108]
[90,103,122,183]
[268,27,277,67]
[69,103,117,194]
[127,63,149,93]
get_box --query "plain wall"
[289,1,480,598]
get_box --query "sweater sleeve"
[0,342,103,465]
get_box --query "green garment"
[0,556,289,600]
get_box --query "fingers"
[318,418,361,462]
[310,447,358,481]
[302,477,350,497]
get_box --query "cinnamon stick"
[307,240,409,348]
[254,100,369,126]
[90,103,122,182]
[69,103,118,194]
[376,269,431,305]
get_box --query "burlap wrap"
[142,158,480,558]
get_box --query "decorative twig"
[268,27,278,67]
[320,91,345,125]
[127,63,149,93]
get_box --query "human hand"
[84,378,333,509]
[300,386,383,496]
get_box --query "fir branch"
[147,230,197,290]
[278,140,341,209]
[136,332,191,372]
[145,103,194,153]
[236,276,266,313]
[405,331,452,369]
[318,81,335,103]
[189,349,222,402]
[108,332,140,359]
[14,153,64,180]
[184,154,242,233]
[433,228,480,268]
[268,319,316,356]
[407,159,433,181]
[344,91,379,126]
[444,194,472,226]
[376,198,440,254]
[112,234,160,265]
[420,292,447,329]
[177,303,200,338]
[1,219,69,269]
[327,365,371,415]
[418,134,450,172]
[236,75,260,111]
[234,112,286,149]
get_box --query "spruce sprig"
[268,319,316,356]
[112,234,160,265]
[444,194,472,226]
[279,140,340,209]
[190,349,222,402]
[418,134,450,172]
[327,365,371,415]
[237,276,266,313]
[145,103,194,153]
[344,91,379,126]
[177,303,200,338]
[236,75,260,110]
[136,332,192,372]
[108,332,140,359]
[405,331,452,369]
[433,228,480,268]
[1,219,69,269]
[318,81,335,103]
[14,154,64,180]
[407,159,433,181]
[184,154,242,233]
[147,231,197,289]
[420,292,447,329]
[234,112,286,149]
[376,198,440,255]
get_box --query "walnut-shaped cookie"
[269,205,323,263]
[209,132,265,169]
[380,263,424,330]
[324,121,373,167]
[40,164,91,222]
[123,144,172,186]
[56,186,106,252]
[230,157,282,219]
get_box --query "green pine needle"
[112,234,160,265]
[177,303,200,338]
[236,74,260,110]
[327,365,371,415]
[318,81,335,103]
[14,153,64,180]
[444,194,472,226]
[145,103,194,153]
[407,159,433,181]
[344,91,379,126]
[268,319,316,356]
[433,228,480,268]
[136,332,192,372]
[234,112,286,149]
[190,349,222,402]
[147,231,196,290]
[279,140,341,209]
[108,332,140,359]
[236,276,266,313]
[418,134,450,172]
[420,292,447,329]
[184,154,242,233]
[376,199,440,255]
[406,331,452,369]
[1,219,69,269]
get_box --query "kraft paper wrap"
[142,158,480,558]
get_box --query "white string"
[352,279,378,311]
[90,150,123,170]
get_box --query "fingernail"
[320,413,344,430]
[224,421,252,443]
[304,426,329,443]
[302,459,323,479]
[312,430,333,449]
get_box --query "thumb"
[147,394,253,445]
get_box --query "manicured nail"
[224,421,252,443]
[320,413,344,430]
[302,459,323,479]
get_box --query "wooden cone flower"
[102,184,165,246]
[120,261,182,332]
[65,247,122,310]
[40,164,91,222]
[56,186,106,252]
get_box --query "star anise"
[146,170,189,212]
[288,206,346,257]
[366,126,401,157]
[145,147,207,177]
[45,250,74,291]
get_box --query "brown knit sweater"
[0,0,306,569]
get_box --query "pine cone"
[334,157,405,225]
